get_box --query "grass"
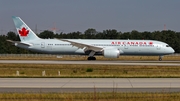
[0,64,180,78]
[0,92,180,101]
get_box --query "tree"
[121,32,131,39]
[141,31,152,40]
[84,28,97,39]
[130,30,141,39]
[39,30,54,39]
[7,32,19,41]
[102,29,120,39]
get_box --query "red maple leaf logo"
[18,27,29,36]
[149,42,153,45]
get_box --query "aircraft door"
[124,45,128,49]
[156,44,161,50]
[41,42,45,48]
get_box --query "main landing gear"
[159,56,163,61]
[87,57,96,60]
[87,51,96,60]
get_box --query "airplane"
[7,16,175,61]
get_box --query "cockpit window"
[166,45,170,47]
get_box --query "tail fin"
[12,16,40,42]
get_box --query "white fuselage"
[16,39,175,56]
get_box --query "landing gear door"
[41,42,45,48]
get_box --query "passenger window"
[166,45,170,47]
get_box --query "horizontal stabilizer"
[7,40,32,46]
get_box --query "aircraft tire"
[87,57,96,60]
[159,56,162,61]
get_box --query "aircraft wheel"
[87,57,96,60]
[92,57,96,60]
[87,57,91,60]
[159,56,162,61]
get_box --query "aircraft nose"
[170,47,175,53]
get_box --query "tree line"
[1,28,180,54]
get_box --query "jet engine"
[103,49,120,58]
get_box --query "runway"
[0,60,180,66]
[0,78,180,93]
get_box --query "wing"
[58,39,103,52]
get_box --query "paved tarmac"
[0,60,180,93]
[0,60,180,66]
[0,78,180,93]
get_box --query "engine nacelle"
[103,49,120,58]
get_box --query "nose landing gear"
[159,56,163,61]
